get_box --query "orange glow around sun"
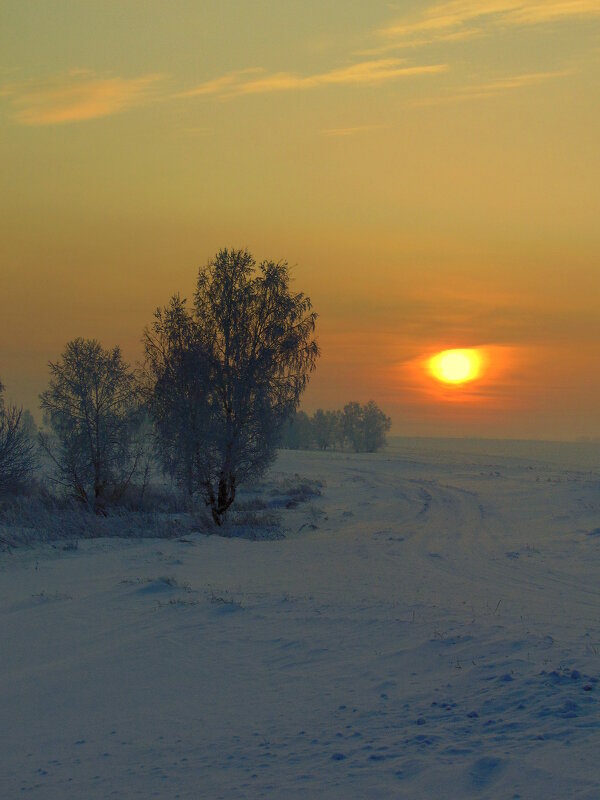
[429,348,482,385]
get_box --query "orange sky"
[1,1,599,439]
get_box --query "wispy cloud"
[1,70,163,125]
[360,26,484,56]
[378,0,600,50]
[411,68,574,105]
[177,68,264,98]
[182,59,448,99]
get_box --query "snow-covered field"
[2,438,600,799]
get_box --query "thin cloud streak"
[177,68,264,98]
[358,28,483,57]
[183,59,449,99]
[1,70,163,125]
[379,0,600,49]
[410,68,574,105]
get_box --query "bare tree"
[312,409,341,450]
[144,248,319,525]
[143,295,212,499]
[343,401,391,452]
[342,401,364,452]
[39,339,143,512]
[0,381,37,493]
[332,409,346,450]
[278,410,313,450]
[361,400,391,452]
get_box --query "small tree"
[312,409,340,450]
[332,409,346,450]
[0,381,37,493]
[145,248,319,525]
[278,410,313,450]
[39,338,143,512]
[342,401,364,452]
[342,401,391,452]
[361,400,392,452]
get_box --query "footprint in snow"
[468,756,505,788]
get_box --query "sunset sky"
[2,1,599,439]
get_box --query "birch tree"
[39,339,142,512]
[145,249,319,525]
[0,381,37,493]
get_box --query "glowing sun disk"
[429,349,481,384]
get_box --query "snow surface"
[2,438,600,799]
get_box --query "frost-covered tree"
[278,410,313,450]
[0,381,37,493]
[143,295,212,498]
[312,409,341,450]
[39,338,143,512]
[361,400,392,452]
[144,248,319,525]
[343,401,391,452]
[332,409,346,450]
[342,401,364,452]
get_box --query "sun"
[429,349,482,385]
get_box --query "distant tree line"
[0,249,319,526]
[279,402,391,453]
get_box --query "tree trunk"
[208,473,236,526]
[94,481,108,516]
